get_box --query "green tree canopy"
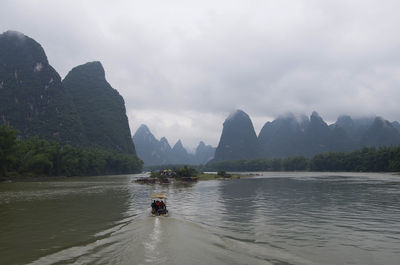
[0,124,18,176]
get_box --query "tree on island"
[149,166,198,180]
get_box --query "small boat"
[151,193,169,216]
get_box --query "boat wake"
[27,213,321,265]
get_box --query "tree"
[175,166,197,178]
[217,170,227,176]
[283,156,308,171]
[0,124,18,177]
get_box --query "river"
[0,172,399,265]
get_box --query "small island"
[198,170,248,180]
[136,166,251,184]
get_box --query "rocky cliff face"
[213,110,259,162]
[0,31,85,144]
[0,30,138,155]
[62,61,136,153]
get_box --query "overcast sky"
[2,0,400,148]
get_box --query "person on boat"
[151,200,156,214]
[160,200,165,210]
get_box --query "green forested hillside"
[0,124,142,178]
[0,31,86,145]
[0,31,138,154]
[0,31,142,176]
[62,62,136,154]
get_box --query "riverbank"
[0,174,77,183]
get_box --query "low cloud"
[1,0,400,147]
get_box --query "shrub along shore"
[0,124,143,180]
[3,122,400,182]
[204,146,400,172]
[146,147,400,174]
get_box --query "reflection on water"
[0,172,400,265]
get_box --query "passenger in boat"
[156,200,162,215]
[151,200,157,214]
[160,200,165,210]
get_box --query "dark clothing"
[151,201,157,214]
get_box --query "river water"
[0,172,399,265]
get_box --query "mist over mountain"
[0,31,138,155]
[214,110,400,161]
[3,30,399,166]
[391,121,400,133]
[361,117,400,147]
[133,125,215,166]
[258,113,309,158]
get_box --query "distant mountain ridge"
[0,30,138,155]
[133,125,215,166]
[213,110,400,162]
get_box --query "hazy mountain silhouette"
[213,110,400,161]
[133,125,215,166]
[213,110,259,162]
[361,117,400,147]
[258,113,308,158]
[132,125,166,165]
[195,141,215,164]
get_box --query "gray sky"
[2,0,400,148]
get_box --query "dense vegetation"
[0,31,86,145]
[205,146,400,172]
[150,166,198,179]
[62,61,136,154]
[0,124,142,179]
[0,31,138,155]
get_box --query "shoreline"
[0,175,77,183]
[3,171,397,184]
